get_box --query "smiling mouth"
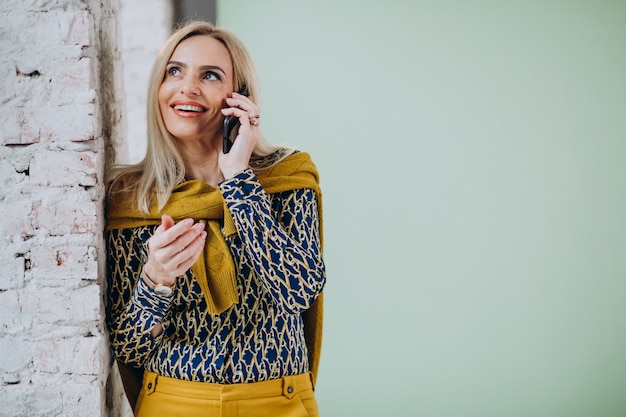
[172,104,207,113]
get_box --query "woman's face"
[158,35,234,144]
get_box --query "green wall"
[218,1,626,415]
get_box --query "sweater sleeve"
[105,228,174,368]
[219,169,326,314]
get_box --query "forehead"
[170,35,232,69]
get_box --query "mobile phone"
[222,84,249,154]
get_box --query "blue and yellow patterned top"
[105,168,325,383]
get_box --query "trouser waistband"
[141,371,314,401]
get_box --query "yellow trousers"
[135,371,319,417]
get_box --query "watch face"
[154,284,173,297]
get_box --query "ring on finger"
[249,114,260,126]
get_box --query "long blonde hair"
[108,20,290,213]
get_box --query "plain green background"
[219,1,626,416]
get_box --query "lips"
[174,104,205,112]
[170,101,208,114]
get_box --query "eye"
[202,71,220,81]
[166,66,181,77]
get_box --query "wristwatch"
[141,270,175,297]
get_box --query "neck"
[176,136,223,187]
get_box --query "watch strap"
[141,269,175,296]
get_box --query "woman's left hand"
[219,92,261,178]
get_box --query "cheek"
[208,89,229,108]
[157,84,169,107]
[157,84,175,119]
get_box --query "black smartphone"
[222,84,249,154]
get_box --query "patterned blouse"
[105,169,326,383]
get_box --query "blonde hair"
[108,20,290,213]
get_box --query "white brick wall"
[0,0,124,416]
[0,0,172,414]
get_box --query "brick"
[0,157,29,191]
[16,10,91,47]
[57,378,103,417]
[67,284,102,322]
[0,385,63,417]
[0,254,26,290]
[0,337,32,373]
[21,287,67,322]
[0,108,41,145]
[44,57,93,84]
[1,102,97,145]
[30,245,97,282]
[4,0,89,13]
[0,290,28,335]
[39,103,98,143]
[21,284,101,324]
[33,336,103,375]
[46,103,98,142]
[32,191,98,235]
[0,146,33,176]
[10,58,96,108]
[25,373,104,417]
[0,64,18,108]
[30,150,98,187]
[0,195,35,237]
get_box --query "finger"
[162,218,196,239]
[157,222,205,266]
[161,214,175,230]
[172,231,207,272]
[226,93,254,107]
[148,242,197,280]
[221,107,257,128]
[223,97,259,118]
[221,106,252,118]
[171,222,206,254]
[144,220,203,282]
[154,214,182,235]
[149,218,195,251]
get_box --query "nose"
[180,76,201,96]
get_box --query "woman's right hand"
[143,214,207,287]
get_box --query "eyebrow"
[167,61,227,76]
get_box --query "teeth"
[174,104,205,112]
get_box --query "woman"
[105,20,325,417]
